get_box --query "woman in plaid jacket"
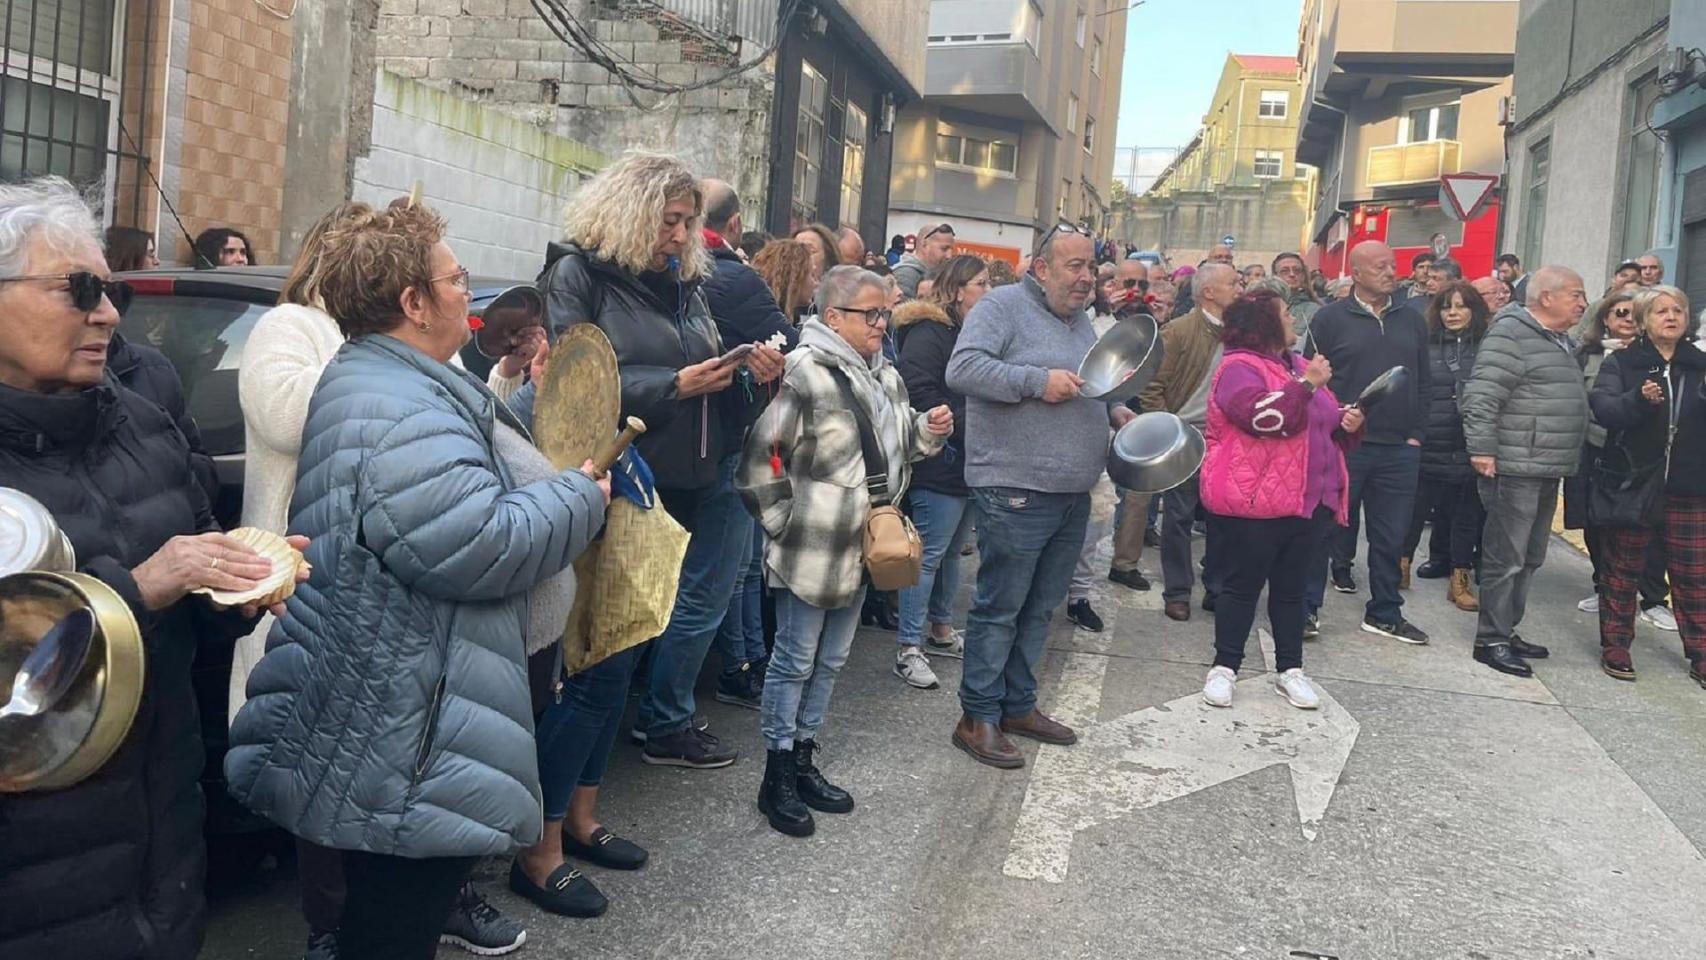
[737,265,952,837]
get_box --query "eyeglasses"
[0,272,133,314]
[432,267,471,291]
[920,223,955,241]
[1033,222,1087,259]
[832,305,891,327]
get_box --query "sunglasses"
[1033,222,1088,258]
[1613,308,1633,318]
[0,271,133,314]
[920,223,955,241]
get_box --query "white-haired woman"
[738,265,952,836]
[0,177,300,958]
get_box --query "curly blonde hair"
[562,151,711,282]
[751,239,815,321]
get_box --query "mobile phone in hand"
[716,343,756,368]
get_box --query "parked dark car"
[115,266,527,865]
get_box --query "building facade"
[884,0,1128,265]
[1501,0,1668,296]
[1114,53,1311,270]
[1296,0,1516,278]
[1652,1,1706,312]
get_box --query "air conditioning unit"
[1496,95,1516,127]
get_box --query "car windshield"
[119,295,270,456]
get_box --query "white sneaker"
[1641,605,1679,632]
[923,630,965,659]
[894,647,941,689]
[1577,594,1600,613]
[1273,668,1321,710]
[1202,665,1236,707]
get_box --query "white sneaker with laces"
[923,630,965,659]
[1201,666,1236,707]
[1577,594,1599,613]
[1641,605,1678,632]
[1273,668,1321,710]
[894,647,941,689]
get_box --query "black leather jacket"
[539,242,727,490]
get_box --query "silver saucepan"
[1106,411,1205,495]
[1079,314,1164,402]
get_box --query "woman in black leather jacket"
[1402,281,1489,611]
[1588,285,1706,686]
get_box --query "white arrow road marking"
[1004,628,1359,883]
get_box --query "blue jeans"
[535,644,643,819]
[761,586,866,750]
[714,517,766,676]
[898,488,974,647]
[639,452,752,739]
[1337,442,1420,624]
[959,486,1089,723]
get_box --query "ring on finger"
[210,556,221,571]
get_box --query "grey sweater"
[946,277,1110,493]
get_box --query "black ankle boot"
[794,739,854,813]
[758,749,815,837]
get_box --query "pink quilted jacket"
[1199,350,1351,524]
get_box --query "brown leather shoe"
[952,714,1024,769]
[1164,601,1191,622]
[1001,709,1078,746]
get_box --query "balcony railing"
[1367,140,1461,187]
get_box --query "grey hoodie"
[893,253,930,299]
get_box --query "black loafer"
[565,826,649,871]
[508,861,608,918]
[1473,643,1533,678]
[1508,635,1550,659]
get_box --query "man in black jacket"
[1303,240,1433,644]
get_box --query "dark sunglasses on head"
[1034,222,1088,259]
[920,223,955,241]
[0,271,133,314]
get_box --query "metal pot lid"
[0,489,64,577]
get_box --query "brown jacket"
[1138,308,1223,414]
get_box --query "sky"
[1114,0,1305,152]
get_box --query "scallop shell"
[193,527,309,607]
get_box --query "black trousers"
[338,850,478,960]
[1210,507,1334,674]
[1403,474,1484,569]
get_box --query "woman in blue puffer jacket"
[225,204,609,960]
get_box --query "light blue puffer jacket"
[225,335,604,858]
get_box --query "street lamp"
[1095,1,1145,17]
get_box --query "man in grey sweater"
[945,227,1135,768]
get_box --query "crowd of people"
[1,153,1703,960]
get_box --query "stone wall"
[351,71,607,280]
[372,0,774,225]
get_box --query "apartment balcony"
[924,41,1052,131]
[1366,139,1460,187]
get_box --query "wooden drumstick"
[585,417,647,478]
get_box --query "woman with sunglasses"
[0,177,301,958]
[738,265,952,836]
[225,203,609,959]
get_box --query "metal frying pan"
[1079,314,1163,402]
[1352,365,1409,412]
[474,285,547,361]
[533,323,623,471]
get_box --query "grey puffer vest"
[225,335,604,858]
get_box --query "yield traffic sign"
[1439,172,1499,222]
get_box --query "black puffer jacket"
[1590,339,1706,500]
[1419,329,1480,480]
[0,377,253,959]
[539,242,726,490]
[894,300,967,497]
[107,331,219,505]
[702,244,799,437]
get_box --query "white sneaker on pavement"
[923,630,965,659]
[1641,605,1678,632]
[1202,665,1236,708]
[894,647,941,689]
[1577,594,1599,613]
[1273,668,1321,710]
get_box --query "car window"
[120,295,270,456]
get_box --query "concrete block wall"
[352,71,607,281]
[175,0,294,264]
[372,0,775,229]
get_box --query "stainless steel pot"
[0,488,75,576]
[1078,314,1164,402]
[1106,412,1205,494]
[0,570,144,793]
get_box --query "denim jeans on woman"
[536,644,645,818]
[716,518,768,677]
[959,487,1088,723]
[898,488,975,647]
[761,586,867,750]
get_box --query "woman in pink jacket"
[1198,289,1365,710]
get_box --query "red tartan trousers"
[1599,493,1706,665]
